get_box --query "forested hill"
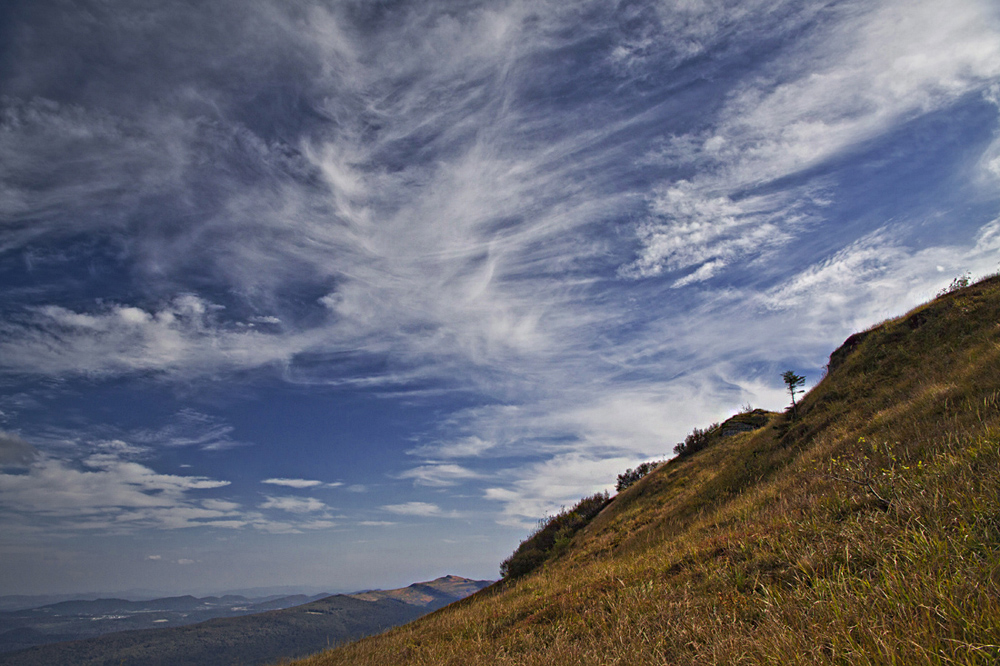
[289,274,1000,666]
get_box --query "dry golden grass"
[288,275,1000,666]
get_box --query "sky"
[1,0,999,597]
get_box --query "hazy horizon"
[1,0,999,596]
[0,575,492,606]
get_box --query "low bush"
[616,461,662,492]
[499,492,610,579]
[937,272,970,297]
[672,423,719,457]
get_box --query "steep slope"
[0,577,491,666]
[291,275,1000,666]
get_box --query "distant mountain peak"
[348,575,493,608]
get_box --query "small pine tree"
[782,370,806,418]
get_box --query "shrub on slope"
[499,492,610,580]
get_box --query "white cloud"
[722,0,1000,182]
[201,499,241,512]
[1,0,998,553]
[0,441,350,536]
[0,295,316,378]
[128,409,242,451]
[627,0,1000,280]
[259,496,329,514]
[406,386,750,525]
[261,478,324,489]
[753,219,1000,337]
[0,451,236,532]
[975,217,1000,252]
[485,453,623,528]
[760,231,909,312]
[0,431,37,467]
[0,1,624,387]
[0,98,189,252]
[407,436,495,460]
[671,259,727,288]
[2,0,996,392]
[420,388,720,464]
[621,181,814,281]
[95,438,138,452]
[12,0,983,399]
[980,85,1000,182]
[381,501,462,518]
[398,464,484,488]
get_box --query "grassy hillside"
[290,274,1000,666]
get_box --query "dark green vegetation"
[615,461,662,492]
[0,577,491,666]
[500,493,611,580]
[0,593,331,655]
[289,274,1000,665]
[672,408,772,458]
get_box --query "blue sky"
[1,0,999,596]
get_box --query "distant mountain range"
[0,587,341,613]
[0,592,333,654]
[347,575,491,607]
[0,575,493,666]
[0,596,94,614]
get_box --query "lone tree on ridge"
[782,370,806,418]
